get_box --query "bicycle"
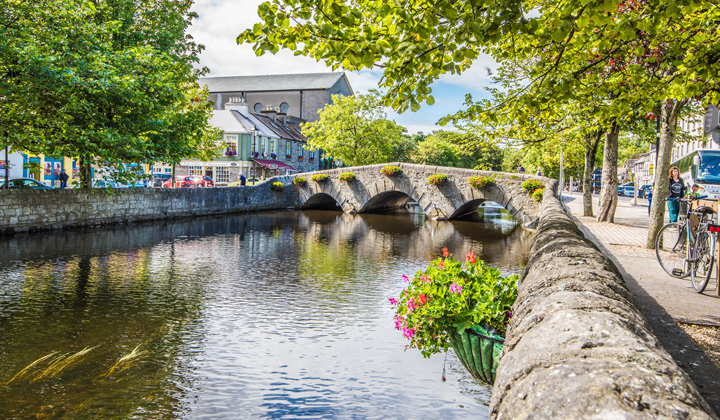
[655,196,717,292]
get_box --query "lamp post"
[632,168,638,206]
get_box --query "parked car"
[619,182,634,195]
[151,173,171,188]
[0,178,53,189]
[92,179,129,189]
[639,185,652,198]
[623,186,636,197]
[200,176,215,187]
[162,176,194,188]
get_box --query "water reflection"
[0,209,530,419]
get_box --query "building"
[159,72,354,185]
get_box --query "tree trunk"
[583,130,602,217]
[596,122,621,222]
[79,156,92,189]
[646,99,683,248]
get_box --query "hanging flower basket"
[311,173,329,182]
[270,182,285,192]
[338,172,356,182]
[468,176,495,189]
[270,153,277,159]
[381,165,403,176]
[293,176,307,187]
[427,173,448,185]
[448,325,504,384]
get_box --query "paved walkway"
[561,192,720,413]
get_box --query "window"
[189,166,202,176]
[299,146,304,159]
[280,102,289,113]
[225,135,238,155]
[215,167,229,183]
[251,136,257,153]
[271,140,276,154]
[286,141,292,158]
[254,103,262,113]
[309,149,315,159]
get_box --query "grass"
[6,343,148,385]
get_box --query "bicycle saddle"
[694,206,715,214]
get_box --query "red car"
[162,176,215,188]
[162,176,194,188]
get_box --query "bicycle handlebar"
[667,195,708,202]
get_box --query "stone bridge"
[295,163,544,223]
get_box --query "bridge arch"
[293,163,544,225]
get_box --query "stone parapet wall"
[299,162,543,222]
[490,185,717,419]
[0,175,298,235]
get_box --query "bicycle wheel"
[656,222,690,278]
[691,231,714,293]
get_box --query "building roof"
[210,110,249,133]
[200,73,347,93]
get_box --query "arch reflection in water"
[0,208,529,419]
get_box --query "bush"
[270,182,285,192]
[338,172,356,182]
[521,179,543,194]
[311,173,329,182]
[391,248,518,358]
[468,176,495,189]
[427,173,448,185]
[381,165,403,176]
[509,175,520,180]
[293,177,307,187]
[532,188,543,202]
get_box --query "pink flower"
[450,282,462,294]
[403,327,416,339]
[407,297,417,312]
[402,274,410,283]
[421,276,431,284]
[394,316,405,330]
[388,298,398,305]
[438,261,444,270]
[442,247,449,258]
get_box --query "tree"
[239,0,720,229]
[1,0,220,188]
[409,130,502,170]
[301,91,406,166]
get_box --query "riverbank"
[561,192,720,413]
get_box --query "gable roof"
[200,73,348,93]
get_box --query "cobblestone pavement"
[561,191,720,413]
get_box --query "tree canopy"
[1,0,220,187]
[301,91,406,166]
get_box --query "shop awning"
[251,158,296,171]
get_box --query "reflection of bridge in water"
[293,163,545,223]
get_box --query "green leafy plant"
[391,248,518,358]
[381,165,403,176]
[521,179,543,194]
[270,182,285,192]
[293,176,307,187]
[311,173,329,182]
[468,176,495,189]
[532,188,543,202]
[509,175,520,180]
[427,173,448,185]
[338,172,356,182]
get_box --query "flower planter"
[448,325,504,385]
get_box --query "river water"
[0,208,531,419]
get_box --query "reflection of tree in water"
[0,245,217,418]
[0,209,530,418]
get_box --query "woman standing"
[667,166,685,222]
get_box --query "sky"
[188,0,497,134]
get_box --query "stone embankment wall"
[490,185,717,419]
[0,176,297,235]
